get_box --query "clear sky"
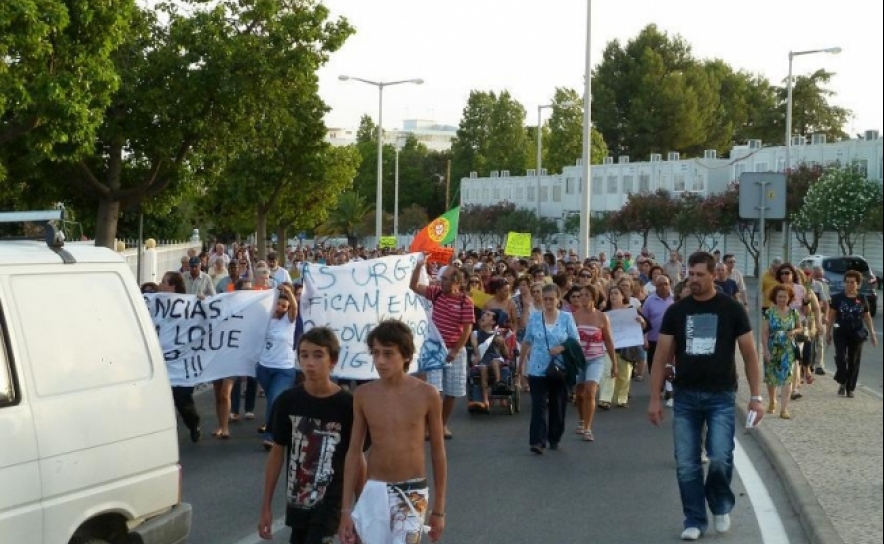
[317,0,884,139]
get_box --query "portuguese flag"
[410,207,459,252]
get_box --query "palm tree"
[318,192,374,248]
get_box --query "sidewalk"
[736,353,883,544]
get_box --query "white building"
[325,118,457,151]
[460,131,884,223]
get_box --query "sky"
[317,0,884,138]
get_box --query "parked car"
[797,254,878,316]
[0,210,191,544]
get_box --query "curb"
[737,402,845,544]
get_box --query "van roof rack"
[0,209,75,263]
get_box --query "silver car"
[798,255,878,317]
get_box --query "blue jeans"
[672,389,737,532]
[255,365,297,441]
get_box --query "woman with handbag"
[826,270,879,398]
[761,284,802,419]
[519,284,579,454]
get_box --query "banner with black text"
[144,291,275,386]
[300,254,447,380]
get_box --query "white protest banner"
[144,291,274,386]
[300,253,447,380]
[606,307,644,348]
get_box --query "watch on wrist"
[750,395,763,403]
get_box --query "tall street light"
[578,0,593,259]
[338,75,424,244]
[536,100,579,221]
[782,46,840,259]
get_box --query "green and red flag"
[410,207,459,263]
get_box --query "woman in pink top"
[570,285,618,442]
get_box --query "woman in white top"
[255,285,298,450]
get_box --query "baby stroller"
[466,311,521,415]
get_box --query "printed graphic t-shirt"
[270,386,355,530]
[660,292,751,392]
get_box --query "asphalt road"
[179,380,809,544]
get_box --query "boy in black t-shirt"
[258,327,365,544]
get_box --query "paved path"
[735,353,884,544]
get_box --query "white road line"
[230,517,287,544]
[734,438,790,544]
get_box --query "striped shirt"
[425,285,475,348]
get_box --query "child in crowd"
[468,309,510,412]
[338,320,448,544]
[258,327,365,544]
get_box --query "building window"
[852,159,869,177]
[502,187,511,200]
[552,186,562,202]
[735,163,747,179]
[607,175,618,194]
[492,188,500,200]
[623,175,634,194]
[638,173,650,193]
[755,161,769,172]
[777,158,785,172]
[527,186,536,201]
[483,187,490,200]
[540,187,548,202]
[592,176,603,195]
[565,177,576,194]
[674,174,686,192]
[693,174,706,192]
[515,187,524,200]
[660,174,670,191]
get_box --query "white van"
[0,211,191,543]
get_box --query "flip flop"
[212,430,230,439]
[443,430,453,440]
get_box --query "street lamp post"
[394,137,405,241]
[578,0,593,259]
[782,46,841,259]
[338,75,423,245]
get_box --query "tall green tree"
[318,192,374,248]
[61,0,352,248]
[545,87,608,172]
[485,90,529,175]
[450,90,496,181]
[778,69,851,142]
[0,0,132,172]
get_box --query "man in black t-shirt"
[259,327,365,544]
[647,252,764,542]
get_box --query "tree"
[399,204,429,234]
[777,69,851,142]
[862,184,883,243]
[801,166,880,254]
[450,91,496,181]
[546,87,608,172]
[590,211,625,251]
[485,91,529,175]
[719,181,772,277]
[537,217,559,250]
[60,0,353,248]
[670,193,703,254]
[318,192,374,249]
[356,115,377,144]
[787,165,825,253]
[620,189,672,249]
[563,213,581,237]
[0,0,132,170]
[692,192,733,251]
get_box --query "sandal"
[598,402,611,410]
[211,430,230,439]
[582,430,594,442]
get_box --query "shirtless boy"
[338,320,448,544]
[258,327,364,544]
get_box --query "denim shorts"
[578,356,605,384]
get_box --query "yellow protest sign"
[469,287,492,309]
[379,236,397,249]
[505,232,532,257]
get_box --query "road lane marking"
[734,438,790,544]
[231,517,286,544]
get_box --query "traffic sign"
[738,172,786,219]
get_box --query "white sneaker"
[666,398,674,408]
[244,412,255,420]
[701,451,709,464]
[681,527,702,541]
[714,514,731,533]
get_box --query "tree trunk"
[256,211,268,261]
[94,198,121,248]
[276,225,287,254]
